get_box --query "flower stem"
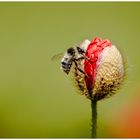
[91,100,97,138]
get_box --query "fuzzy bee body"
[60,47,75,74]
[60,39,90,74]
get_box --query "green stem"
[91,100,97,138]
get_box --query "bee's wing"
[51,53,64,61]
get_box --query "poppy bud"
[72,37,125,101]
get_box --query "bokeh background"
[0,2,140,138]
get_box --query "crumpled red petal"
[84,37,112,93]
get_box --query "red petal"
[84,37,112,92]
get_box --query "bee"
[60,46,84,74]
[52,39,91,97]
[52,39,90,75]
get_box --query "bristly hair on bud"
[71,37,125,101]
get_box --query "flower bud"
[71,37,125,101]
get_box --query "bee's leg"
[73,60,84,73]
[75,56,84,61]
[73,60,89,78]
[76,55,90,61]
[77,66,89,79]
[77,67,85,75]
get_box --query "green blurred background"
[0,2,140,138]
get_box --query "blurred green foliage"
[0,2,140,138]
